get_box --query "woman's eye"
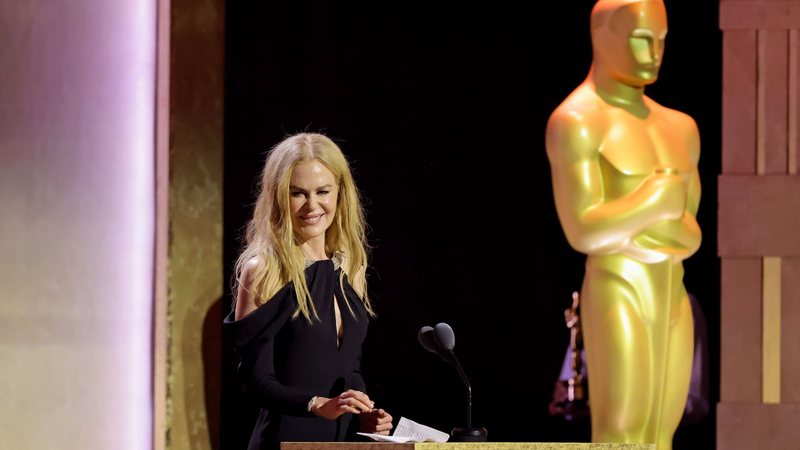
[318,190,329,195]
[291,191,304,197]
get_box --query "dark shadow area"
[203,297,224,450]
[222,0,721,448]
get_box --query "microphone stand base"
[449,427,488,442]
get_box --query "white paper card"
[358,416,449,443]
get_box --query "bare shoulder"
[241,257,261,284]
[235,257,263,320]
[546,85,607,162]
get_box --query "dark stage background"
[222,0,721,448]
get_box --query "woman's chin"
[295,226,328,244]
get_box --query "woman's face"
[288,159,339,247]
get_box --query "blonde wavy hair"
[234,133,373,321]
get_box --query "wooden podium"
[282,443,654,449]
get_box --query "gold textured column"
[159,0,225,448]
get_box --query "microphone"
[432,322,456,351]
[417,322,487,442]
[417,326,454,363]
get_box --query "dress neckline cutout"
[304,251,343,270]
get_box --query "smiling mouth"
[301,214,323,224]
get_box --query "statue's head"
[590,0,667,87]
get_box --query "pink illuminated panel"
[0,0,157,448]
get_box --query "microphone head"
[418,326,439,354]
[433,322,456,351]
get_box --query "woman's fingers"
[377,409,393,423]
[338,390,373,412]
[374,421,393,432]
[358,408,394,435]
[339,404,361,414]
[315,395,388,420]
[340,390,373,404]
[370,409,392,424]
[337,395,371,413]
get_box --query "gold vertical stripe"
[791,30,799,175]
[758,30,767,175]
[763,257,782,404]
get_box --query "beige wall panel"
[762,30,789,174]
[718,403,800,450]
[718,175,800,256]
[721,258,763,402]
[723,30,758,174]
[721,1,800,30]
[720,0,800,446]
[782,258,800,403]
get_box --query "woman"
[225,133,393,449]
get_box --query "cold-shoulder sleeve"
[223,286,315,416]
[350,349,367,393]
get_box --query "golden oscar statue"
[545,1,701,449]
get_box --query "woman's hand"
[311,390,374,420]
[359,408,393,435]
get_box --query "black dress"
[224,259,370,450]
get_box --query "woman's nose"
[305,194,319,209]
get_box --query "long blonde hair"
[234,133,373,321]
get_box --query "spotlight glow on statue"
[545,1,701,449]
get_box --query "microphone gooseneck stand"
[421,322,487,442]
[446,348,487,442]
